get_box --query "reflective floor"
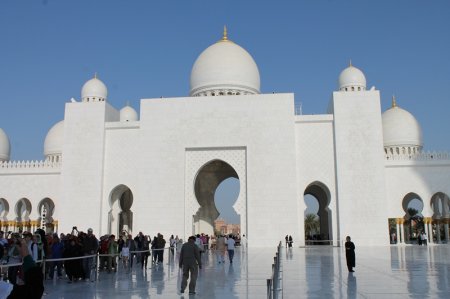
[44,245,450,298]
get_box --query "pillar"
[396,222,400,244]
[443,219,449,243]
[425,217,433,244]
[398,218,405,244]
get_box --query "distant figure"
[285,235,288,248]
[226,235,235,263]
[179,236,202,295]
[345,236,355,272]
[420,231,428,246]
[216,235,226,264]
[241,234,247,252]
[288,235,293,248]
[121,242,130,272]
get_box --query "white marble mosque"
[0,29,449,247]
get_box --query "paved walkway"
[43,245,450,298]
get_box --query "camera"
[72,226,77,230]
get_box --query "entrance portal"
[402,193,424,244]
[304,182,332,245]
[193,160,240,236]
[109,185,134,236]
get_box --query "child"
[121,243,130,273]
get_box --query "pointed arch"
[108,184,134,236]
[304,181,332,245]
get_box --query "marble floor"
[43,245,450,299]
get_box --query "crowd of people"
[0,228,244,298]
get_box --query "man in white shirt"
[226,235,236,264]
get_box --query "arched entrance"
[37,198,55,233]
[15,198,32,232]
[304,182,332,245]
[431,192,450,243]
[402,193,424,244]
[109,185,134,236]
[193,160,240,236]
[0,198,9,231]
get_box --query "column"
[425,218,433,244]
[443,219,449,243]
[396,222,400,244]
[399,218,405,244]
[436,221,441,243]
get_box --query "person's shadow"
[347,272,357,299]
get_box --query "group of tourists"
[0,227,245,298]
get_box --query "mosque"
[0,29,449,247]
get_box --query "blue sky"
[1,1,449,223]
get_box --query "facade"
[0,30,449,247]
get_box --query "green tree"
[304,213,320,238]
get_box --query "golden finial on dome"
[391,95,397,108]
[222,25,228,41]
[349,59,352,67]
[94,72,98,79]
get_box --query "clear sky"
[1,1,449,223]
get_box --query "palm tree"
[305,213,320,239]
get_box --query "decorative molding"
[0,160,61,175]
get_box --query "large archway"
[15,198,32,232]
[108,185,134,236]
[402,193,424,244]
[304,182,332,245]
[0,198,9,231]
[193,160,240,236]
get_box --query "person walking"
[420,231,428,246]
[226,235,235,263]
[216,235,226,264]
[345,236,355,272]
[107,235,118,273]
[179,236,202,295]
[81,228,98,281]
[288,235,293,248]
[121,242,130,273]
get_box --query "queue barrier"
[267,241,283,299]
[0,247,176,283]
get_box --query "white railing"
[385,151,450,161]
[0,160,61,174]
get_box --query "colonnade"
[394,217,449,244]
[0,219,57,234]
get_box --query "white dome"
[338,64,366,91]
[190,30,260,96]
[81,75,107,102]
[0,128,10,161]
[120,105,138,122]
[44,121,64,157]
[382,99,423,148]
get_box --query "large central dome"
[190,28,260,97]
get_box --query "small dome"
[382,97,423,148]
[0,128,11,161]
[120,105,138,122]
[338,63,366,91]
[81,75,107,102]
[190,28,260,97]
[44,121,64,157]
